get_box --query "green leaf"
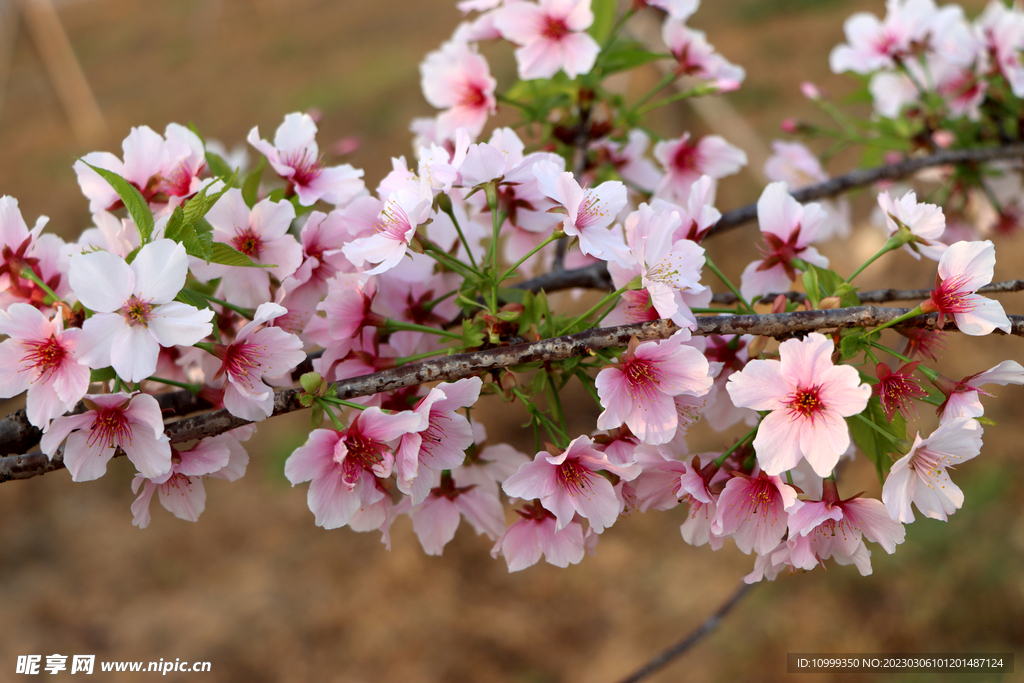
[175,289,212,310]
[208,242,271,268]
[801,268,821,308]
[600,42,666,75]
[300,372,324,395]
[182,175,235,227]
[497,287,526,304]
[848,398,907,484]
[461,319,485,348]
[588,0,616,44]
[839,330,866,360]
[82,162,154,243]
[205,151,233,180]
[310,402,325,429]
[89,367,116,383]
[242,156,266,208]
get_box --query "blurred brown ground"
[0,0,1022,681]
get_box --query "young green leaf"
[208,242,274,268]
[242,156,266,208]
[81,162,155,243]
[848,397,907,484]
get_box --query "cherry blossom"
[829,0,936,74]
[739,182,829,301]
[935,360,1024,421]
[408,474,505,555]
[40,392,172,482]
[74,123,206,214]
[727,332,871,477]
[69,239,214,383]
[662,19,745,85]
[0,197,68,311]
[921,240,1011,335]
[342,187,433,275]
[763,141,850,241]
[284,408,425,529]
[533,160,632,266]
[502,435,640,533]
[247,113,366,207]
[491,501,586,571]
[195,189,303,308]
[882,416,983,523]
[595,331,713,445]
[207,303,306,422]
[874,361,927,420]
[494,0,601,80]
[878,190,947,261]
[653,133,746,205]
[0,304,89,429]
[420,39,497,139]
[591,130,662,194]
[712,471,800,555]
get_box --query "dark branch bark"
[4,307,1023,483]
[615,582,755,683]
[710,278,1024,305]
[515,144,1024,296]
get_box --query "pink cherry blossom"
[69,239,214,383]
[653,133,746,205]
[789,479,906,575]
[494,0,601,80]
[195,189,304,308]
[921,240,1011,335]
[283,407,425,529]
[828,0,935,74]
[396,377,482,503]
[75,124,206,213]
[0,196,69,311]
[874,361,928,420]
[878,190,947,261]
[452,435,531,497]
[420,39,497,139]
[607,203,707,329]
[882,416,983,523]
[342,188,433,275]
[702,335,758,432]
[644,0,698,20]
[408,474,506,555]
[936,360,1024,421]
[247,113,365,207]
[662,19,745,84]
[763,142,850,241]
[592,130,663,193]
[977,1,1024,98]
[533,160,632,267]
[678,455,726,549]
[595,331,713,445]
[712,471,800,555]
[130,434,240,528]
[0,304,89,429]
[490,501,586,571]
[209,303,305,422]
[502,435,640,533]
[727,332,872,477]
[40,392,171,482]
[739,182,829,301]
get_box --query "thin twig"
[515,144,1024,296]
[4,306,1023,482]
[710,278,1024,305]
[616,582,755,683]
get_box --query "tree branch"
[710,278,1024,305]
[615,582,755,683]
[515,144,1024,296]
[4,306,1023,483]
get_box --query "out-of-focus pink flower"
[420,39,497,139]
[595,331,713,445]
[882,416,982,523]
[727,332,871,477]
[247,113,366,207]
[284,407,425,529]
[591,130,663,193]
[491,501,586,571]
[41,392,171,482]
[712,471,800,555]
[70,240,214,383]
[74,124,206,214]
[739,182,829,300]
[829,0,935,74]
[921,240,1010,335]
[662,19,745,84]
[408,473,506,555]
[0,303,89,429]
[763,142,850,241]
[494,0,601,80]
[503,435,640,533]
[653,133,746,205]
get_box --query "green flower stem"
[184,290,254,319]
[316,398,346,431]
[498,231,565,283]
[19,267,64,305]
[319,396,367,412]
[193,342,215,355]
[421,241,482,280]
[846,234,903,283]
[853,412,902,444]
[382,319,463,340]
[691,307,741,314]
[713,423,759,467]
[873,305,924,334]
[558,285,629,335]
[630,72,677,113]
[395,346,469,365]
[704,255,754,314]
[439,202,479,271]
[146,376,201,393]
[423,289,458,312]
[869,341,940,382]
[513,388,568,449]
[545,371,567,438]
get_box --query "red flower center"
[122,295,153,328]
[557,458,594,496]
[232,228,264,257]
[541,16,570,40]
[22,335,67,382]
[786,385,826,422]
[87,407,132,449]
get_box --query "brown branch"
[615,582,755,683]
[710,278,1024,305]
[4,306,1024,483]
[515,144,1024,296]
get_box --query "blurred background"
[0,0,1022,681]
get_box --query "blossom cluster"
[0,0,1018,583]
